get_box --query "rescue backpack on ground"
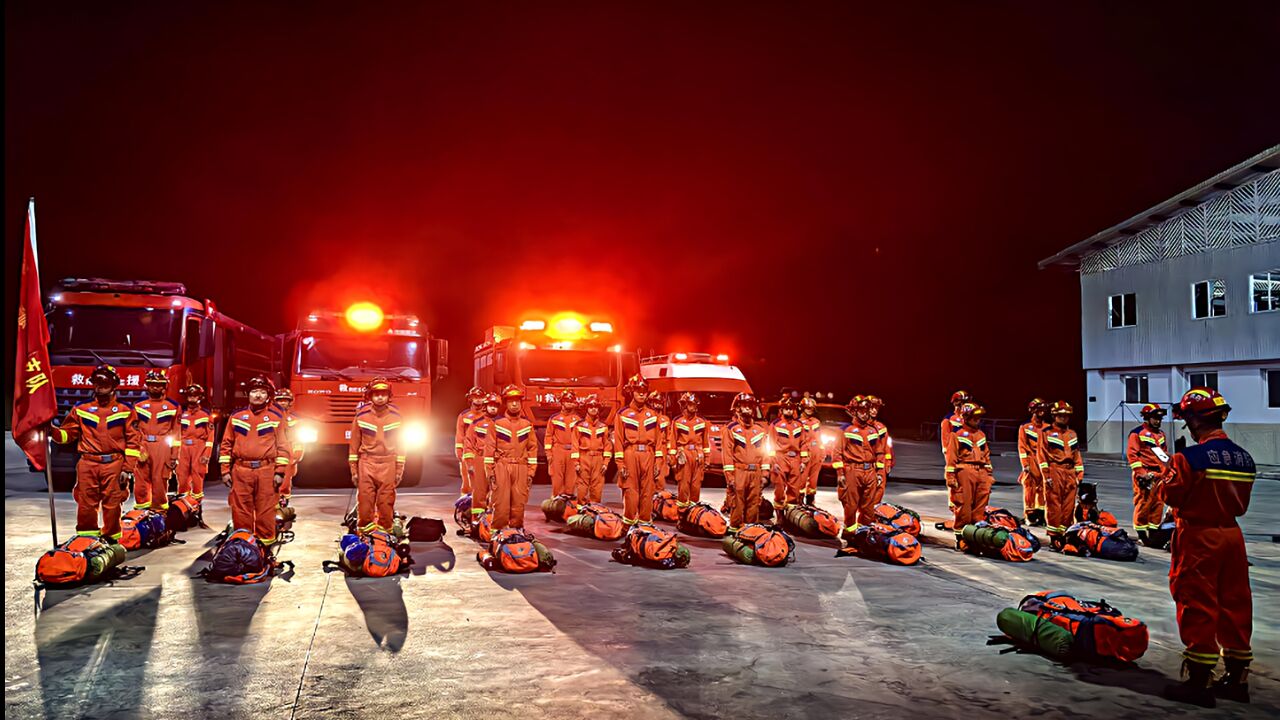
[1073,482,1119,527]
[721,497,776,525]
[873,502,922,536]
[453,494,473,535]
[406,516,447,542]
[961,522,1040,562]
[677,502,728,538]
[652,490,680,522]
[120,508,175,550]
[1010,591,1149,662]
[781,504,842,539]
[837,523,922,565]
[324,530,412,577]
[982,506,1022,531]
[565,502,627,541]
[199,529,293,584]
[35,535,133,588]
[477,528,556,573]
[1061,522,1140,561]
[611,524,691,569]
[540,494,579,523]
[165,494,204,533]
[724,524,795,567]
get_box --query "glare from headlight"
[297,424,320,444]
[166,436,179,448]
[821,432,836,446]
[402,422,429,449]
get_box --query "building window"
[1123,374,1149,404]
[1269,370,1280,409]
[1192,279,1227,319]
[1251,269,1280,313]
[1187,371,1219,391]
[1108,293,1136,328]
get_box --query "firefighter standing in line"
[348,378,404,533]
[1160,388,1256,707]
[175,384,213,502]
[51,364,142,542]
[833,396,886,536]
[133,369,179,513]
[572,394,614,504]
[613,375,662,524]
[671,392,710,508]
[218,376,291,543]
[544,390,582,497]
[274,388,305,507]
[464,392,500,524]
[945,402,995,550]
[483,385,538,531]
[798,395,825,507]
[648,393,673,489]
[1017,398,1049,527]
[722,392,771,531]
[1036,401,1084,551]
[768,393,808,507]
[940,390,971,517]
[867,395,893,504]
[1128,403,1172,546]
[454,387,487,496]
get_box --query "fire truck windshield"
[48,307,180,359]
[298,334,425,379]
[520,349,619,386]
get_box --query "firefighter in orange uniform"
[1036,401,1083,550]
[613,375,662,524]
[1128,403,1172,546]
[867,395,893,504]
[572,394,614,504]
[722,392,770,531]
[176,383,213,501]
[1017,398,1048,527]
[769,393,808,507]
[671,392,710,507]
[798,395,825,507]
[649,393,673,489]
[483,385,538,530]
[945,402,995,549]
[454,386,486,496]
[833,396,886,535]
[940,390,970,516]
[544,390,582,496]
[274,388,305,506]
[348,378,404,533]
[464,392,500,523]
[133,369,179,512]
[218,376,291,543]
[1161,388,1255,707]
[51,364,142,542]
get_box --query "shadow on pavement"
[1069,660,1173,700]
[35,586,161,720]
[409,541,457,575]
[344,575,410,652]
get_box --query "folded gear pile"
[993,590,1148,662]
[837,523,922,565]
[565,502,627,541]
[35,535,134,588]
[611,523,691,569]
[723,523,795,567]
[477,528,556,573]
[677,502,728,538]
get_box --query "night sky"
[6,1,1280,433]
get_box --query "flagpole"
[28,197,59,547]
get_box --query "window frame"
[1267,369,1280,410]
[1191,279,1227,320]
[1108,292,1137,329]
[1122,373,1149,404]
[1249,269,1280,314]
[1186,371,1219,392]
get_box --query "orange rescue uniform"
[1036,425,1083,538]
[279,410,306,500]
[455,408,482,494]
[571,417,613,504]
[799,415,825,501]
[871,419,893,504]
[349,405,405,532]
[653,412,673,489]
[176,407,213,499]
[544,410,581,496]
[614,405,664,522]
[671,414,710,506]
[52,397,142,540]
[219,406,291,542]
[833,421,886,531]
[945,427,994,535]
[768,418,809,506]
[1016,419,1047,519]
[483,415,538,530]
[133,398,179,511]
[464,415,494,513]
[940,412,964,510]
[1163,429,1255,669]
[1127,424,1171,533]
[721,419,772,529]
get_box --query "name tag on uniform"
[1153,447,1170,463]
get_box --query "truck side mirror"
[432,339,450,381]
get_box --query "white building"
[1040,146,1280,463]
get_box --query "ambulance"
[639,352,753,474]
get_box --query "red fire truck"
[280,302,449,484]
[473,313,637,438]
[46,278,281,481]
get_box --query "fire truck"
[473,313,637,440]
[280,303,449,485]
[639,352,753,474]
[46,278,281,481]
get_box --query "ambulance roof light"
[716,354,730,363]
[589,321,613,333]
[674,352,689,361]
[345,301,385,332]
[520,320,546,331]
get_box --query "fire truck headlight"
[296,424,320,445]
[821,432,836,446]
[402,422,429,450]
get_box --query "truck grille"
[327,395,364,422]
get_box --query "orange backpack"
[678,503,728,538]
[873,502,922,536]
[362,530,409,577]
[652,490,680,522]
[840,523,922,565]
[478,528,555,573]
[612,524,690,569]
[983,506,1022,531]
[476,510,494,543]
[1019,591,1148,662]
[35,535,105,586]
[737,524,795,567]
[569,503,626,541]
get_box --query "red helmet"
[89,364,121,388]
[244,375,276,395]
[624,375,649,398]
[1173,387,1230,419]
[1139,403,1166,418]
[845,396,871,415]
[483,392,501,407]
[799,395,817,411]
[867,395,884,409]
[180,383,205,399]
[364,377,393,400]
[960,402,986,419]
[778,393,799,410]
[647,393,667,412]
[950,390,971,406]
[144,369,168,385]
[275,388,295,402]
[678,392,698,409]
[1050,401,1073,416]
[582,393,602,410]
[730,392,757,414]
[558,390,580,406]
[466,386,486,404]
[1027,397,1047,415]
[500,384,525,401]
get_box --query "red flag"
[12,198,56,470]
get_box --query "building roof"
[1039,145,1280,270]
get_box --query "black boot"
[1213,658,1251,703]
[1164,661,1216,708]
[1033,509,1046,527]
[955,532,967,552]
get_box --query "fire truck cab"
[46,278,281,481]
[281,304,448,485]
[639,352,753,474]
